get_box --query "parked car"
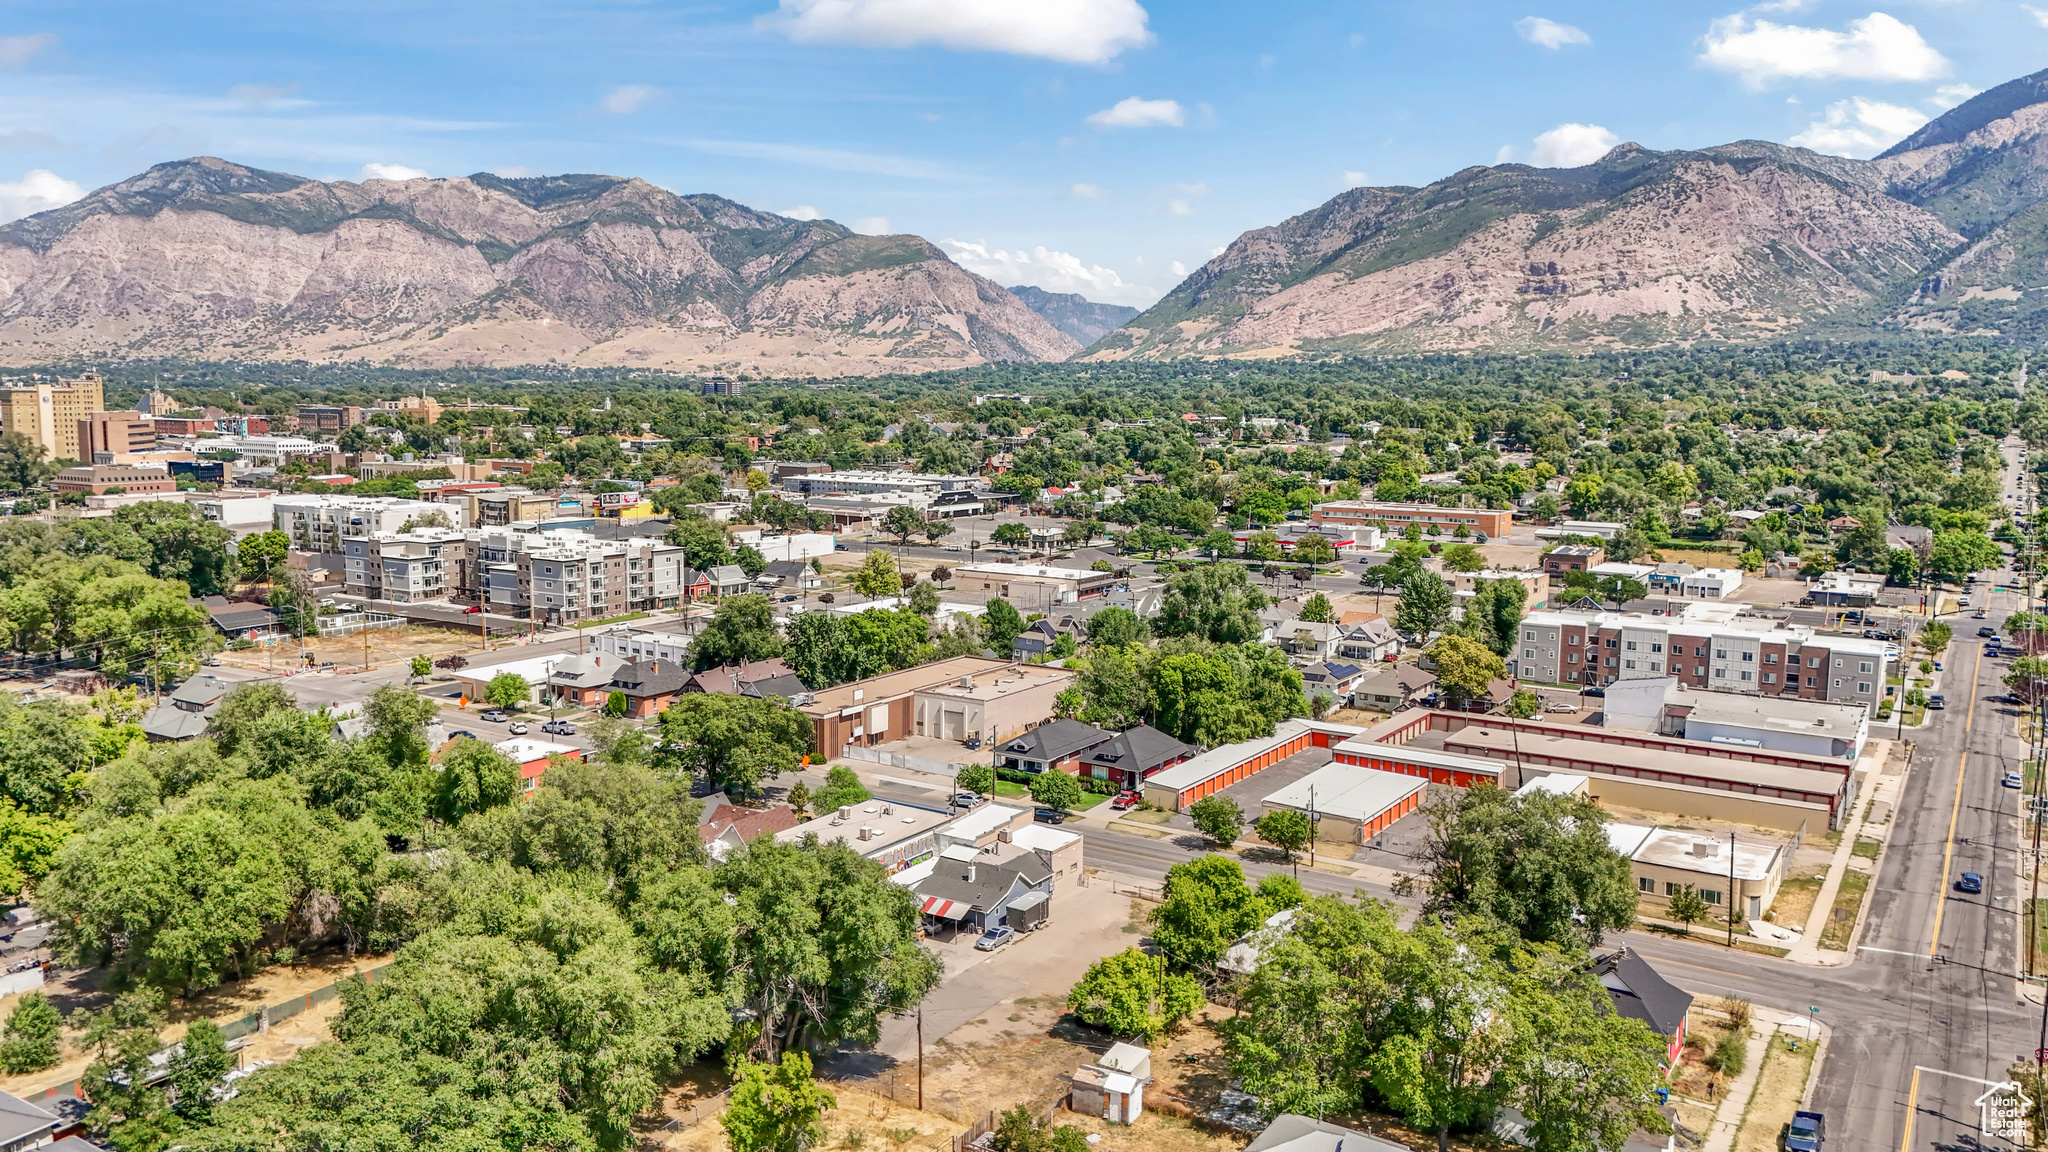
[834,544,850,551]
[507,722,529,735]
[2004,771,2024,789]
[1785,1111,1825,1152]
[1956,871,1984,894]
[1986,644,2004,656]
[1111,791,1142,810]
[1961,597,1972,607]
[1545,702,1580,714]
[1928,695,1945,710]
[1979,627,1997,638]
[963,736,983,750]
[481,709,508,722]
[974,926,1015,951]
[541,720,577,735]
[463,605,483,614]
[952,792,982,808]
[1034,807,1067,824]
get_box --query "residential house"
[197,596,282,639]
[1352,664,1438,711]
[1298,661,1369,706]
[0,1088,64,1151]
[1266,617,1342,661]
[796,656,1076,752]
[1072,724,1197,791]
[699,800,803,861]
[1013,616,1085,659]
[685,658,797,696]
[1886,524,1934,553]
[1592,947,1693,1068]
[759,560,821,590]
[995,718,1114,774]
[497,737,585,794]
[1240,1115,1412,1152]
[141,674,237,742]
[1826,515,1862,534]
[548,653,615,709]
[707,564,752,597]
[1334,617,1401,663]
[911,851,1053,934]
[606,658,691,718]
[741,673,813,702]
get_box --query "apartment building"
[782,470,989,503]
[1508,602,1891,715]
[294,404,362,432]
[0,371,104,461]
[80,412,158,462]
[274,495,470,552]
[345,528,469,602]
[464,527,687,623]
[1310,500,1513,538]
[468,487,557,526]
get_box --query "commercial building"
[51,463,175,495]
[1625,824,1789,923]
[1543,544,1605,577]
[293,403,362,432]
[1232,522,1386,555]
[1506,602,1891,715]
[80,412,158,462]
[207,436,337,467]
[774,798,955,874]
[468,487,557,527]
[1310,500,1513,538]
[1602,678,1871,761]
[0,372,103,461]
[1258,762,1428,844]
[275,495,470,551]
[782,470,988,500]
[951,561,1116,606]
[1535,519,1627,541]
[1142,719,1394,811]
[189,492,275,536]
[1806,570,1885,608]
[796,656,1076,753]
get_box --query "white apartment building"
[592,626,694,666]
[212,435,337,465]
[1508,602,1892,715]
[189,492,277,536]
[469,527,687,625]
[274,495,471,552]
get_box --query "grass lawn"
[1819,869,1872,950]
[1733,1031,1821,1152]
[2027,899,2048,977]
[1851,837,1882,859]
[574,611,649,629]
[991,780,1029,798]
[1073,790,1112,810]
[1771,875,1826,933]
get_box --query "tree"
[1665,884,1709,929]
[734,544,769,579]
[1428,635,1505,709]
[168,1017,233,1122]
[991,522,1030,548]
[956,764,995,795]
[1367,919,1516,1152]
[1292,534,1337,565]
[1190,794,1244,846]
[908,580,940,617]
[1067,947,1207,1042]
[1155,562,1267,644]
[724,1052,837,1152]
[1506,688,1541,719]
[431,739,520,825]
[80,989,175,1152]
[1930,529,2000,584]
[1919,621,1952,655]
[656,694,813,797]
[2008,656,2048,704]
[606,690,629,717]
[235,529,290,585]
[485,671,530,710]
[0,991,61,1074]
[1504,955,1672,1152]
[408,655,431,682]
[1395,571,1453,639]
[787,780,811,816]
[666,515,732,571]
[1085,606,1145,649]
[850,550,900,599]
[922,518,956,546]
[881,505,926,547]
[989,1106,1090,1152]
[1460,577,1527,658]
[1028,768,1083,812]
[694,594,785,669]
[1416,785,1637,948]
[1150,854,1271,970]
[814,765,870,812]
[982,597,1026,652]
[1298,592,1334,623]
[0,431,53,492]
[1440,543,1484,572]
[1254,809,1315,873]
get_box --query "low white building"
[1680,568,1743,598]
[729,529,836,561]
[190,492,277,536]
[1536,520,1626,541]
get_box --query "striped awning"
[920,896,966,920]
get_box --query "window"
[1764,673,1776,684]
[1765,654,1778,664]
[1696,666,1706,676]
[1832,678,1841,688]
[1716,649,1727,659]
[1568,653,1580,664]
[1568,635,1580,645]
[1858,682,1871,693]
[1714,668,1727,679]
[1663,881,1683,897]
[1524,649,1535,660]
[1650,661,1662,672]
[1626,640,1638,651]
[1740,671,1752,681]
[1605,657,1616,667]
[1625,659,1637,670]
[1524,631,1535,641]
[1700,889,1723,906]
[1859,661,1873,674]
[1809,657,1821,668]
[1639,876,1655,893]
[1606,638,1618,648]
[1741,651,1754,662]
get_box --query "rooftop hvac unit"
[1691,840,1722,858]
[838,806,853,821]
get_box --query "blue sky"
[0,0,2040,307]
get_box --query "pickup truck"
[1785,1111,1824,1152]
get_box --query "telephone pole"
[1727,831,1738,947]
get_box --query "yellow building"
[0,372,105,463]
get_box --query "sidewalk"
[1784,740,1898,965]
[1699,1011,1827,1152]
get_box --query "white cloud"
[0,34,54,68]
[227,83,302,108]
[1515,16,1590,49]
[764,0,1152,65]
[1168,198,1194,216]
[0,168,82,223]
[1699,13,1948,89]
[357,163,429,181]
[1343,170,1370,187]
[782,205,824,220]
[1174,181,1210,195]
[491,166,533,178]
[852,215,891,234]
[602,84,659,115]
[0,130,59,150]
[1928,83,1978,110]
[941,238,1156,306]
[1789,96,1928,156]
[1531,123,1620,167]
[1086,97,1185,129]
[1494,144,1515,164]
[1169,260,1187,276]
[2027,4,2048,28]
[1070,182,1107,199]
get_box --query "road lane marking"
[1900,1065,1921,1152]
[1928,644,1988,957]
[1861,946,1936,959]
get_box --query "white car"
[508,722,529,735]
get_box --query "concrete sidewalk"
[1784,740,1898,964]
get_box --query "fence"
[317,612,406,637]
[26,961,393,1106]
[837,745,966,776]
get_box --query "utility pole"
[916,1006,924,1111]
[1308,783,1317,871]
[1727,831,1738,947]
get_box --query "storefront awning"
[920,896,967,920]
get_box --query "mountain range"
[10,66,2048,371]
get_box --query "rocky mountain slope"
[1006,285,1140,345]
[0,158,1080,373]
[1087,67,2048,359]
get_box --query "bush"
[0,992,61,1074]
[957,764,996,795]
[1707,1034,1747,1077]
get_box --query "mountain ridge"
[1005,285,1141,345]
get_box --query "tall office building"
[0,372,105,463]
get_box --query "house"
[1352,664,1437,711]
[1241,1115,1412,1152]
[706,564,752,597]
[1072,724,1197,790]
[911,851,1053,934]
[548,653,615,708]
[995,718,1114,775]
[606,658,692,718]
[1071,1042,1154,1125]
[0,1089,63,1151]
[197,595,282,638]
[1593,947,1693,1068]
[1298,661,1369,706]
[742,673,814,702]
[141,674,237,741]
[1265,616,1342,661]
[1013,616,1085,659]
[796,656,1075,753]
[1334,617,1402,663]
[1544,544,1605,576]
[759,560,821,590]
[1885,525,1934,552]
[497,736,585,794]
[1826,515,1862,534]
[685,658,797,696]
[680,568,714,600]
[699,801,803,860]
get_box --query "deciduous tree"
[1067,947,1206,1042]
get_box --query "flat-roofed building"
[1258,762,1428,844]
[1626,825,1789,923]
[952,561,1116,606]
[80,412,157,462]
[0,371,103,461]
[1311,500,1512,538]
[1807,570,1885,608]
[799,656,1011,752]
[912,662,1079,746]
[293,403,362,432]
[51,463,175,495]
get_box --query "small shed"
[1006,887,1050,931]
[1071,1043,1152,1124]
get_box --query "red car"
[1110,791,1142,811]
[462,605,483,614]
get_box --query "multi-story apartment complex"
[468,487,557,526]
[345,528,469,602]
[462,528,687,624]
[0,372,104,462]
[1508,603,1892,715]
[1311,500,1513,538]
[274,495,470,553]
